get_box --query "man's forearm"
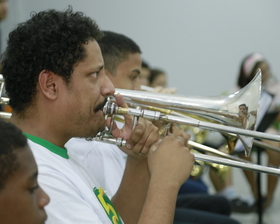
[112,155,150,224]
[138,178,180,224]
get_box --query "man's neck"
[11,112,68,148]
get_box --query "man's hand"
[169,123,191,147]
[153,86,177,94]
[148,134,194,187]
[106,94,160,156]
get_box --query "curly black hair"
[2,7,103,113]
[98,31,141,75]
[0,119,27,190]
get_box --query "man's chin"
[86,122,106,138]
[41,211,48,224]
[73,131,102,140]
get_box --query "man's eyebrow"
[132,69,141,74]
[96,65,104,71]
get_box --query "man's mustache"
[94,98,108,112]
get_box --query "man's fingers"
[114,93,127,108]
[126,118,159,155]
[137,127,160,155]
[125,120,145,149]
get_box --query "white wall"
[2,0,280,96]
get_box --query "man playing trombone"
[2,8,194,224]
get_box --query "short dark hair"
[2,7,103,113]
[142,60,150,69]
[98,31,141,74]
[149,68,166,85]
[0,119,27,190]
[239,104,248,110]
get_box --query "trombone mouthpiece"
[103,101,130,115]
[103,101,118,115]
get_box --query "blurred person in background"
[209,53,280,212]
[149,68,168,88]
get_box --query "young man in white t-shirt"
[2,8,194,224]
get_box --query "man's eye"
[29,184,39,194]
[130,75,138,80]
[91,72,99,77]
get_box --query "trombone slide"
[89,136,280,176]
[193,153,280,176]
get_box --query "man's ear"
[38,70,59,100]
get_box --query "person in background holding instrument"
[0,119,50,224]
[210,52,280,212]
[67,30,240,224]
[2,8,195,224]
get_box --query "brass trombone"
[2,72,280,175]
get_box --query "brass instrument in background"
[185,126,209,178]
[190,149,206,177]
[185,126,231,180]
